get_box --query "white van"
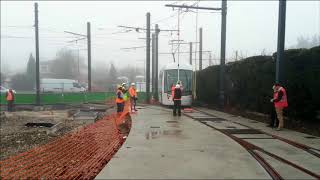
[40,78,86,93]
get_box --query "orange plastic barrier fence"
[0,101,131,179]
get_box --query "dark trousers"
[130,97,137,111]
[117,102,124,113]
[173,100,181,116]
[7,100,14,112]
[270,106,279,127]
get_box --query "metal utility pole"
[146,12,151,103]
[189,42,193,65]
[219,0,227,109]
[199,28,203,70]
[34,3,40,105]
[209,53,212,66]
[276,0,287,84]
[151,33,155,97]
[155,24,159,100]
[164,2,224,103]
[87,22,92,92]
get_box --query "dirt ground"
[0,104,114,160]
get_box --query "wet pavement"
[96,106,273,179]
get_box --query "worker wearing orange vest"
[173,84,182,116]
[128,83,138,112]
[6,89,15,112]
[116,85,125,114]
[171,83,175,101]
[270,83,288,131]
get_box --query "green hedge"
[0,91,147,105]
[196,46,320,120]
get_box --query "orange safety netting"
[0,101,131,179]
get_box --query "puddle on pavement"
[145,129,183,140]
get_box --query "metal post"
[34,3,40,105]
[219,0,227,109]
[155,24,159,100]
[146,12,151,103]
[189,42,193,65]
[87,22,92,92]
[151,33,155,97]
[276,0,287,84]
[209,53,212,66]
[199,27,203,70]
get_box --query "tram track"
[183,108,320,180]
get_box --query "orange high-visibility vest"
[6,91,13,101]
[274,87,288,108]
[115,90,124,103]
[128,87,137,97]
[171,85,175,100]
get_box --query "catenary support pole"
[87,22,92,92]
[276,0,286,85]
[199,27,203,70]
[155,24,159,100]
[34,3,40,105]
[146,13,151,103]
[189,42,193,65]
[219,0,227,109]
[151,33,155,98]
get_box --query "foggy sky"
[1,1,320,74]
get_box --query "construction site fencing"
[0,92,147,105]
[0,100,131,179]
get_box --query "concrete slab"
[96,106,270,179]
[233,134,274,139]
[205,120,249,130]
[254,150,315,179]
[246,139,320,174]
[196,108,320,150]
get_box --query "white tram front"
[158,63,193,106]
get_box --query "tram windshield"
[165,69,192,95]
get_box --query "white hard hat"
[121,83,126,86]
[175,84,180,88]
[131,83,135,86]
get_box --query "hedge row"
[0,92,147,105]
[196,46,320,120]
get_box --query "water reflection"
[145,129,183,140]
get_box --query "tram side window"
[165,70,177,93]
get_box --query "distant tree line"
[8,48,144,92]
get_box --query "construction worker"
[173,84,182,116]
[270,83,288,131]
[121,83,128,102]
[128,83,138,112]
[116,85,125,115]
[171,83,175,101]
[121,83,127,93]
[6,89,15,112]
[177,80,184,91]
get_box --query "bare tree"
[291,34,320,49]
[50,48,86,79]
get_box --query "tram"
[158,63,193,106]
